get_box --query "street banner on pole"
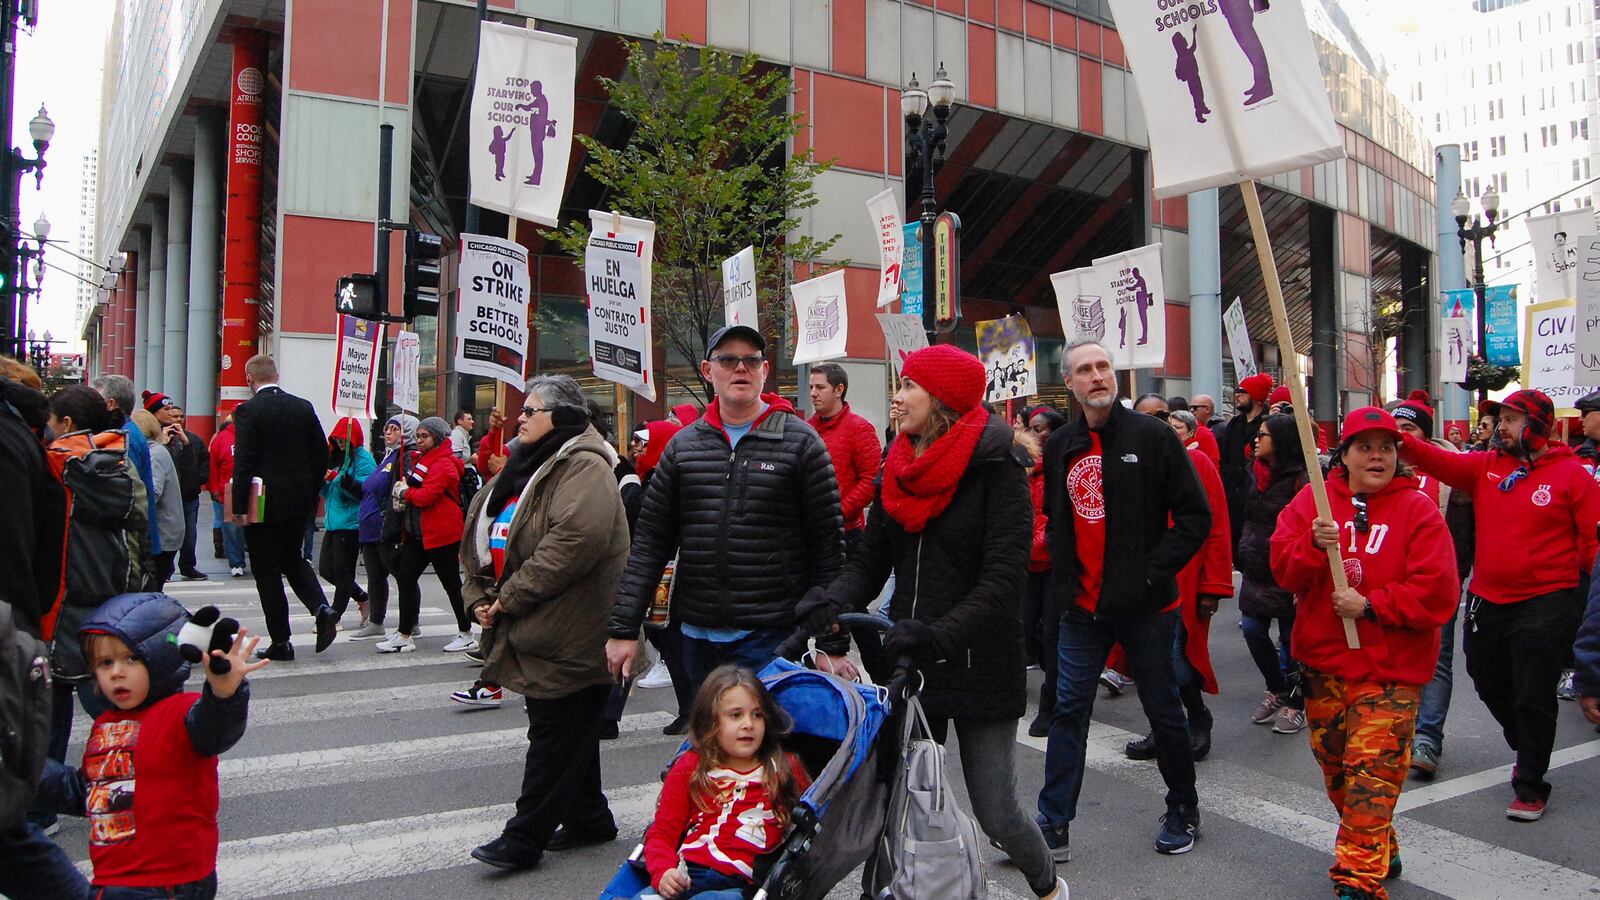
[218,30,267,410]
[468,22,577,227]
[976,315,1038,401]
[1573,236,1600,383]
[1105,0,1343,198]
[1092,242,1166,369]
[1526,209,1594,301]
[901,223,924,317]
[332,315,383,421]
[876,313,929,377]
[1484,284,1520,366]
[585,210,657,401]
[1440,289,1475,384]
[1223,297,1256,378]
[1051,265,1114,348]
[721,246,757,328]
[455,233,531,389]
[392,330,421,414]
[791,269,849,365]
[1524,298,1588,414]
[868,189,903,307]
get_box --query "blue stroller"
[599,614,896,900]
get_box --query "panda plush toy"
[170,605,242,674]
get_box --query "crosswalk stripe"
[1393,737,1600,813]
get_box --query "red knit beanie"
[1268,385,1291,405]
[142,390,174,413]
[1239,373,1274,404]
[901,345,986,414]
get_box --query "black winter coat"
[1216,410,1267,548]
[168,430,210,501]
[610,403,844,636]
[1044,402,1210,617]
[0,377,65,639]
[825,415,1032,721]
[1236,464,1306,619]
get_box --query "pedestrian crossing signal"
[335,273,382,321]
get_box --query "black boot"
[1027,683,1055,738]
[1124,733,1157,760]
[1188,704,1213,762]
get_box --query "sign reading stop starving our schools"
[468,22,578,227]
[455,233,531,390]
[585,210,658,401]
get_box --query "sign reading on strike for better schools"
[1223,297,1256,378]
[867,189,903,307]
[1572,235,1600,383]
[875,313,929,377]
[1440,289,1475,385]
[975,315,1038,402]
[791,269,849,365]
[468,22,578,227]
[1107,0,1343,198]
[586,210,657,401]
[392,330,422,414]
[332,315,382,421]
[455,233,531,390]
[721,245,757,328]
[1523,298,1591,415]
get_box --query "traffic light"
[334,273,383,321]
[403,227,444,320]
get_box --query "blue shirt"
[721,402,767,449]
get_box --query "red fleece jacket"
[807,403,881,532]
[1272,470,1459,685]
[1401,435,1600,604]
[404,443,464,550]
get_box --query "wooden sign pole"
[1240,181,1359,650]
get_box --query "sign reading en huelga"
[455,233,530,389]
[585,210,657,401]
[1106,0,1344,198]
[468,22,578,227]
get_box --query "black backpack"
[0,600,52,830]
[459,464,483,514]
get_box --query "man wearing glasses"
[606,324,845,697]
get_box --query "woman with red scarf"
[811,345,1067,900]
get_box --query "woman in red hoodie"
[377,416,470,654]
[1271,407,1459,900]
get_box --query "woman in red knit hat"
[807,344,1067,900]
[1270,407,1459,900]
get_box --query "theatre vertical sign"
[218,30,266,409]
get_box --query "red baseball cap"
[1338,406,1404,445]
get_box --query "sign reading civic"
[454,233,531,389]
[331,315,382,421]
[1523,298,1590,415]
[468,22,578,227]
[585,210,657,401]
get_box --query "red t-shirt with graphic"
[83,692,218,887]
[1068,431,1107,613]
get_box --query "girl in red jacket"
[377,416,471,654]
[1270,408,1459,900]
[640,665,811,898]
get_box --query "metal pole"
[0,0,18,354]
[1472,223,1488,404]
[920,128,936,340]
[373,122,394,455]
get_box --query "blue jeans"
[1414,605,1458,752]
[1240,612,1302,708]
[631,862,751,898]
[212,499,246,568]
[1038,605,1198,828]
[680,627,790,699]
[0,820,90,899]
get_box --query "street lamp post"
[901,64,956,338]
[1452,185,1501,403]
[16,211,49,345]
[4,103,53,356]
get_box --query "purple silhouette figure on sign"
[1131,267,1152,345]
[488,125,517,181]
[1173,27,1210,123]
[1219,0,1273,105]
[1117,305,1128,349]
[513,81,558,187]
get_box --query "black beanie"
[1392,401,1434,439]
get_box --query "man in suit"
[232,354,337,660]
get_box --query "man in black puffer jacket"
[607,325,844,709]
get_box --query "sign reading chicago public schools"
[468,22,578,227]
[585,210,658,401]
[331,315,382,421]
[1107,0,1343,198]
[455,233,531,390]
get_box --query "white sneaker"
[348,621,386,640]
[229,566,245,577]
[442,632,479,653]
[375,632,416,653]
[636,659,674,689]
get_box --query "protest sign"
[868,189,903,307]
[875,313,929,377]
[332,315,382,420]
[1526,209,1593,301]
[1523,298,1589,415]
[721,246,757,328]
[975,315,1038,401]
[1572,235,1600,383]
[468,22,578,226]
[791,269,849,365]
[1223,297,1256,378]
[585,210,657,401]
[392,330,421,413]
[455,233,531,389]
[1093,243,1166,369]
[1051,265,1114,349]
[1440,289,1475,384]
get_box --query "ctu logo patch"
[1531,484,1552,507]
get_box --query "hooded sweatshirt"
[322,417,377,532]
[38,593,249,888]
[1401,435,1600,604]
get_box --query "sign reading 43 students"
[721,245,757,328]
[585,210,658,401]
[455,233,531,389]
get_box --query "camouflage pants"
[1304,670,1420,899]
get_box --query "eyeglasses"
[708,354,766,371]
[1351,493,1370,533]
[521,406,553,417]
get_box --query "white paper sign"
[867,189,903,307]
[1223,297,1257,378]
[1051,265,1115,351]
[1523,299,1592,414]
[454,234,531,389]
[875,313,929,376]
[392,330,422,413]
[1092,242,1167,370]
[1440,301,1472,385]
[721,246,757,328]
[332,315,382,421]
[1107,0,1344,198]
[468,22,578,227]
[976,315,1038,401]
[585,210,657,401]
[1526,209,1595,301]
[791,269,849,365]
[1574,235,1600,383]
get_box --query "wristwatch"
[1361,599,1376,622]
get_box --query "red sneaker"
[1506,797,1546,822]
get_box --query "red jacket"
[1028,462,1050,572]
[476,426,505,473]
[1187,425,1221,467]
[1271,470,1459,685]
[644,750,812,888]
[404,443,464,550]
[1176,449,1233,693]
[807,403,882,532]
[206,422,235,498]
[1401,435,1600,604]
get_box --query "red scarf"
[881,406,990,533]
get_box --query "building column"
[164,162,192,405]
[119,255,138,379]
[1434,144,1469,426]
[186,109,224,436]
[1187,189,1222,401]
[1309,204,1340,422]
[147,204,168,392]
[133,231,150,386]
[1399,246,1428,396]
